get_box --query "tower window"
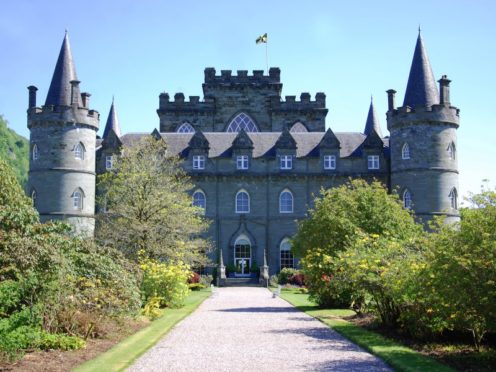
[324,155,336,170]
[177,122,195,133]
[447,142,456,160]
[74,143,85,160]
[368,155,380,169]
[402,143,410,159]
[289,122,308,133]
[279,190,294,213]
[32,144,39,161]
[235,190,250,213]
[280,155,293,170]
[192,190,206,213]
[280,238,294,269]
[71,189,84,210]
[226,113,259,133]
[403,189,412,209]
[236,155,249,170]
[449,188,458,210]
[193,155,205,170]
[105,155,114,170]
[31,189,37,208]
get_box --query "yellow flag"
[256,33,268,44]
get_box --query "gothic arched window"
[235,189,250,213]
[402,143,410,159]
[71,188,84,210]
[192,190,206,213]
[280,238,294,269]
[31,189,37,208]
[32,144,39,161]
[177,122,195,133]
[226,113,259,133]
[74,142,85,160]
[447,142,456,160]
[403,189,412,209]
[449,188,458,210]
[289,122,308,133]
[279,189,294,213]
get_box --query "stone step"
[223,277,260,287]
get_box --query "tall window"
[280,155,293,170]
[368,155,379,169]
[31,189,37,208]
[235,190,250,213]
[226,113,259,133]
[105,155,114,170]
[177,122,195,133]
[236,155,249,170]
[324,155,336,170]
[447,142,456,160]
[289,122,308,133]
[71,188,83,210]
[449,188,458,209]
[193,155,205,170]
[280,238,294,269]
[74,142,85,160]
[403,189,412,209]
[192,190,206,213]
[279,190,294,213]
[402,143,410,159]
[32,144,39,161]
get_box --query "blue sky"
[1,0,494,201]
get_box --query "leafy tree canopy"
[0,116,29,187]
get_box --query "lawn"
[74,289,211,372]
[279,290,454,372]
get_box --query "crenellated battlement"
[28,104,100,130]
[387,104,460,130]
[158,92,215,112]
[203,67,281,86]
[272,92,326,111]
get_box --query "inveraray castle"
[26,32,460,278]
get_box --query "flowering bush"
[188,272,200,284]
[277,268,297,285]
[288,273,305,286]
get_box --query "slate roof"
[118,131,388,158]
[403,32,439,108]
[45,32,79,106]
[102,99,121,138]
[363,99,383,138]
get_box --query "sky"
[1,0,495,202]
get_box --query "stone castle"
[26,31,460,276]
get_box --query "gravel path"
[128,287,391,372]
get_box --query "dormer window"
[367,155,379,170]
[236,155,249,170]
[193,155,205,170]
[177,122,195,133]
[280,155,293,170]
[402,143,410,160]
[105,155,114,170]
[32,144,39,161]
[447,142,456,160]
[324,155,336,170]
[74,142,85,160]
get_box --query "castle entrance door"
[234,238,251,276]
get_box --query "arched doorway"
[234,235,251,276]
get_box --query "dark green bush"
[277,268,297,285]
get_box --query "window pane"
[236,191,249,213]
[226,113,259,132]
[177,122,195,133]
[280,191,293,213]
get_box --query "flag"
[256,33,268,44]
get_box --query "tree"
[96,136,211,266]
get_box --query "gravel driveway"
[128,287,391,371]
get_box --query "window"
[236,155,249,170]
[192,190,206,213]
[402,143,410,159]
[74,142,85,160]
[31,190,37,208]
[32,144,39,161]
[105,155,114,170]
[71,189,83,210]
[447,142,456,160]
[279,190,294,213]
[324,155,336,170]
[226,113,259,133]
[449,188,458,209]
[403,189,412,209]
[289,122,308,133]
[177,122,195,133]
[280,155,293,170]
[235,190,250,213]
[193,155,205,170]
[280,238,294,269]
[368,155,379,169]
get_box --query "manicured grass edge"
[279,292,454,372]
[74,290,211,372]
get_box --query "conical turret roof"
[102,99,122,138]
[364,98,382,138]
[403,32,439,108]
[45,32,79,106]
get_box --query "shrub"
[188,283,205,291]
[278,268,297,285]
[288,273,305,286]
[188,272,200,284]
[37,332,86,351]
[199,275,213,286]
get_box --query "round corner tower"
[387,32,460,225]
[27,32,99,237]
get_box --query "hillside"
[0,115,29,186]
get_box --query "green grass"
[74,290,211,372]
[279,292,454,372]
